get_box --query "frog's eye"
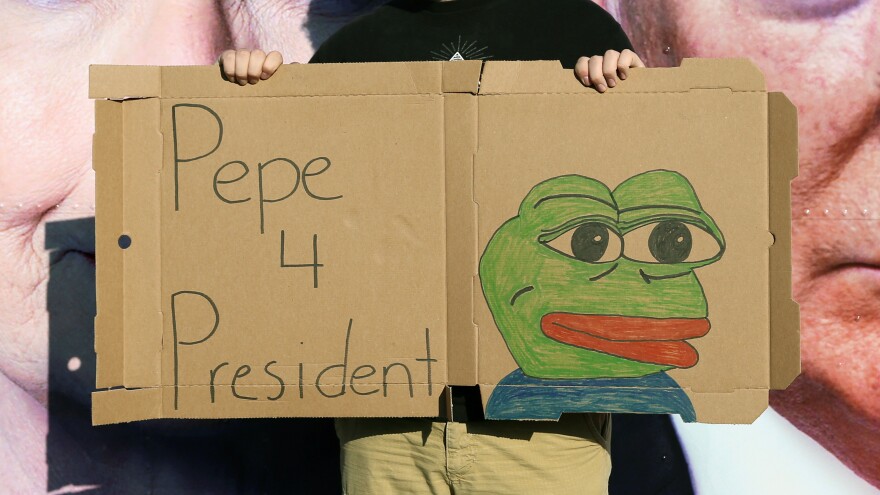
[544,222,622,263]
[624,220,721,264]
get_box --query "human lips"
[540,313,711,368]
[806,220,880,290]
[832,262,880,280]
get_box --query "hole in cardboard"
[118,234,132,249]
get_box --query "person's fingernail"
[582,76,590,87]
[261,72,270,80]
[620,73,627,80]
[597,84,606,92]
[607,79,616,88]
[237,79,247,86]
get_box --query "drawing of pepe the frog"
[479,171,725,421]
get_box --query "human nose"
[124,0,234,66]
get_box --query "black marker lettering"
[231,364,257,401]
[213,160,251,204]
[315,319,353,398]
[302,157,343,201]
[383,363,414,398]
[171,290,220,410]
[209,362,229,404]
[349,365,379,396]
[257,157,301,234]
[172,103,223,211]
[415,328,436,396]
[280,231,323,289]
[265,360,285,401]
[298,362,304,399]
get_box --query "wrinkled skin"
[613,0,880,486]
[0,1,384,492]
[479,172,724,380]
[2,0,878,489]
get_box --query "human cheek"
[0,3,97,397]
[0,0,230,402]
[0,4,102,211]
[674,0,880,414]
[791,185,880,421]
[671,0,880,196]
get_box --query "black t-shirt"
[309,0,633,68]
[309,0,632,421]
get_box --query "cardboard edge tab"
[444,94,479,386]
[90,65,161,100]
[120,99,164,388]
[93,100,125,388]
[677,57,765,91]
[685,389,769,424]
[768,92,801,389]
[161,62,444,97]
[478,58,766,95]
[441,60,483,94]
[93,62,456,100]
[92,388,163,425]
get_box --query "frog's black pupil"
[649,221,692,263]
[571,223,609,262]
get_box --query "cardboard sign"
[90,59,799,426]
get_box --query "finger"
[617,49,633,80]
[220,50,236,82]
[603,50,620,88]
[247,49,265,84]
[631,52,646,68]
[575,56,595,87]
[574,56,591,87]
[619,50,646,80]
[588,56,606,92]
[235,49,250,85]
[262,51,284,79]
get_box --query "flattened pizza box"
[90,58,799,426]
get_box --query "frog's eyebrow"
[540,213,618,234]
[533,194,616,210]
[618,204,702,215]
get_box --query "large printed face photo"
[614,0,880,489]
[0,2,386,493]
[0,0,877,493]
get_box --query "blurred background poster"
[0,1,877,493]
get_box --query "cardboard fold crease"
[91,59,799,426]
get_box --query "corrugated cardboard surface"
[473,60,797,423]
[92,59,798,425]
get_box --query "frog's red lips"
[541,313,711,368]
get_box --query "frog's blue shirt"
[485,369,697,422]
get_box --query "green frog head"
[479,170,725,379]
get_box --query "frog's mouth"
[540,313,711,368]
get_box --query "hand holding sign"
[574,49,645,93]
[219,49,284,85]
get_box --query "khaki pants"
[335,414,611,495]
